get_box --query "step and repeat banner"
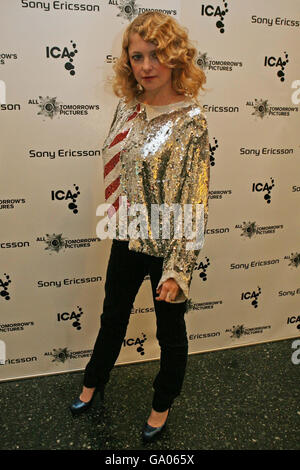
[0,0,299,381]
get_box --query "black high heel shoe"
[142,408,170,443]
[70,386,104,416]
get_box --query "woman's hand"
[155,278,180,302]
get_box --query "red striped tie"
[104,103,141,218]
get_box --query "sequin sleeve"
[156,111,210,303]
[108,99,123,134]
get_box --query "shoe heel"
[70,385,104,416]
[142,407,171,443]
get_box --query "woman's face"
[128,32,173,97]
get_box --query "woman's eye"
[131,53,158,61]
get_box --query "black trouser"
[83,239,188,412]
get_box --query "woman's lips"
[142,76,156,80]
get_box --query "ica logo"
[195,257,210,281]
[252,178,275,204]
[51,184,80,214]
[123,333,147,356]
[57,307,83,330]
[46,41,78,76]
[201,1,229,33]
[241,287,261,308]
[0,273,11,301]
[209,137,218,167]
[264,52,289,82]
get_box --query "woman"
[70,11,210,443]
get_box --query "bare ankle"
[147,408,169,427]
[80,386,96,402]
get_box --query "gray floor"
[0,337,299,450]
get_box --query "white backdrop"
[0,0,299,381]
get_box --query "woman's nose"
[142,57,153,71]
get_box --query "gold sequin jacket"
[102,96,210,303]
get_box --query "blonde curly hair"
[112,12,206,103]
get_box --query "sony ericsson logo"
[203,104,239,113]
[252,178,275,204]
[46,40,78,76]
[240,147,295,157]
[131,305,155,314]
[28,96,100,119]
[194,257,210,281]
[4,355,37,366]
[241,287,261,309]
[236,221,284,238]
[196,51,242,72]
[29,148,101,159]
[0,273,11,301]
[20,2,100,13]
[37,276,102,289]
[205,226,230,235]
[189,331,221,341]
[123,333,147,356]
[51,185,80,214]
[264,52,289,82]
[230,258,280,271]
[0,240,30,249]
[279,288,300,298]
[57,306,84,331]
[106,54,118,64]
[200,1,229,33]
[251,16,300,28]
[246,98,298,118]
